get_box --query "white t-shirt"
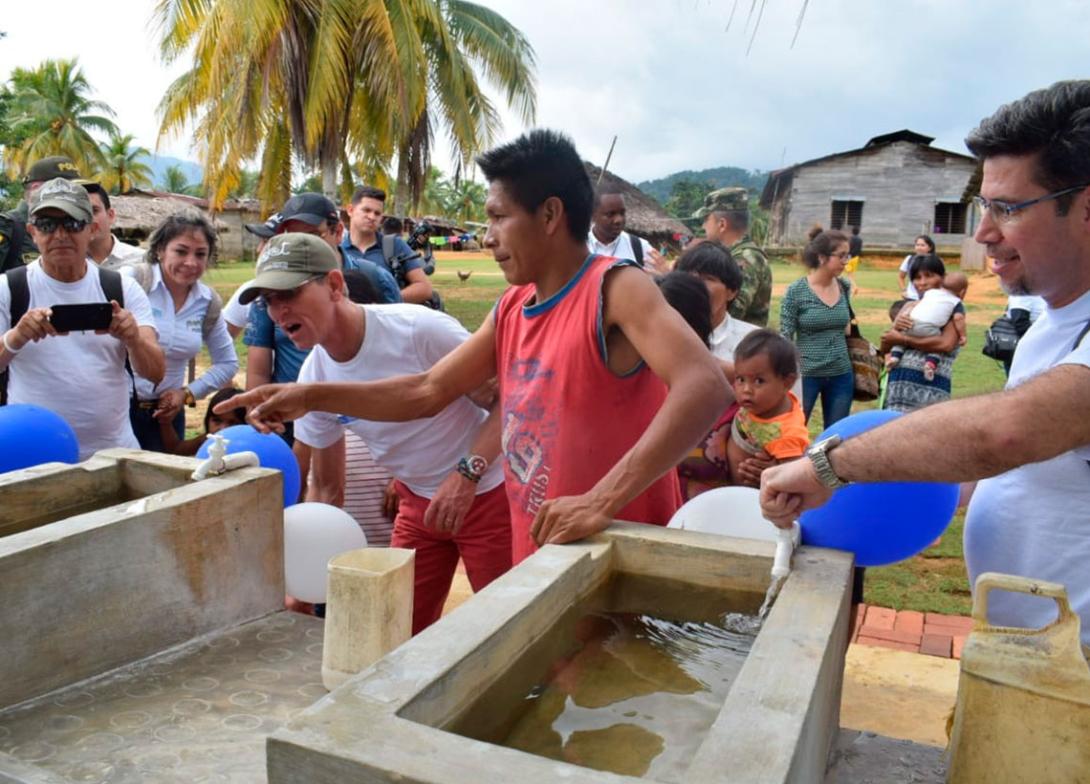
[294,304,504,498]
[0,260,157,460]
[964,287,1090,642]
[908,287,960,329]
[587,230,653,265]
[899,255,920,300]
[223,281,253,329]
[97,236,146,271]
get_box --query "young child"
[887,256,969,380]
[727,330,810,485]
[160,387,247,456]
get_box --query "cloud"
[3,0,1088,184]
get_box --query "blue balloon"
[197,424,301,507]
[0,404,80,473]
[799,409,959,567]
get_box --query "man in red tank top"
[222,130,731,563]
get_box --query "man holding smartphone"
[0,178,164,459]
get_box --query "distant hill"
[637,166,769,204]
[145,154,204,191]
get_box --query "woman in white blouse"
[126,209,238,451]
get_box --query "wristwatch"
[457,455,489,483]
[805,435,848,489]
[183,387,197,408]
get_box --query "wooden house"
[759,130,979,249]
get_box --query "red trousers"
[391,480,512,635]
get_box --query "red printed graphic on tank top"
[494,254,682,563]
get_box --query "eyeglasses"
[973,184,1090,224]
[30,216,89,234]
[829,251,852,260]
[256,276,324,307]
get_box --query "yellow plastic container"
[948,572,1090,783]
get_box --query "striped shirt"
[343,432,394,547]
[779,277,852,377]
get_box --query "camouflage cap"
[23,156,83,185]
[29,178,94,222]
[692,187,749,220]
[239,232,339,304]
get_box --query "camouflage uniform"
[0,157,84,273]
[727,234,772,327]
[692,187,773,327]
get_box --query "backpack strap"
[628,232,644,267]
[201,288,224,343]
[6,265,30,327]
[1073,319,1090,352]
[97,266,125,308]
[381,233,396,267]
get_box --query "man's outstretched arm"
[220,315,498,429]
[760,363,1090,526]
[532,267,732,545]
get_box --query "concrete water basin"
[268,523,854,784]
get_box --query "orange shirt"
[732,392,810,460]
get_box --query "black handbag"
[982,314,1021,362]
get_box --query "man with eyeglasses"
[238,233,510,634]
[761,81,1090,643]
[0,178,164,458]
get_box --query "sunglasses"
[256,275,325,307]
[30,216,90,235]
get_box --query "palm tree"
[444,177,487,223]
[155,1,536,212]
[97,132,154,194]
[160,164,202,196]
[3,58,118,178]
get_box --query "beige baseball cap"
[239,232,340,304]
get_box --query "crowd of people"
[2,80,1089,644]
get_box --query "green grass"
[201,252,1005,615]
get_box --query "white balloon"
[284,502,368,603]
[667,487,779,543]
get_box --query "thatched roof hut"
[110,190,262,260]
[584,163,689,249]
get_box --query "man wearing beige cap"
[693,187,772,326]
[239,233,510,635]
[0,178,164,458]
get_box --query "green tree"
[444,177,486,223]
[2,58,118,178]
[228,168,260,200]
[160,164,202,196]
[155,0,536,213]
[97,132,153,194]
[664,178,716,221]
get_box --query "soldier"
[692,187,772,327]
[0,157,84,273]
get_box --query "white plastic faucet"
[190,434,260,481]
[771,521,801,580]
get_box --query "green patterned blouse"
[779,277,852,377]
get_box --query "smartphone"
[49,303,114,333]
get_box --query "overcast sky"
[2,0,1088,185]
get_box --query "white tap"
[190,434,260,481]
[771,521,801,580]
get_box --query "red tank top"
[494,254,682,563]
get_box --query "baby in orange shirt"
[728,329,811,485]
